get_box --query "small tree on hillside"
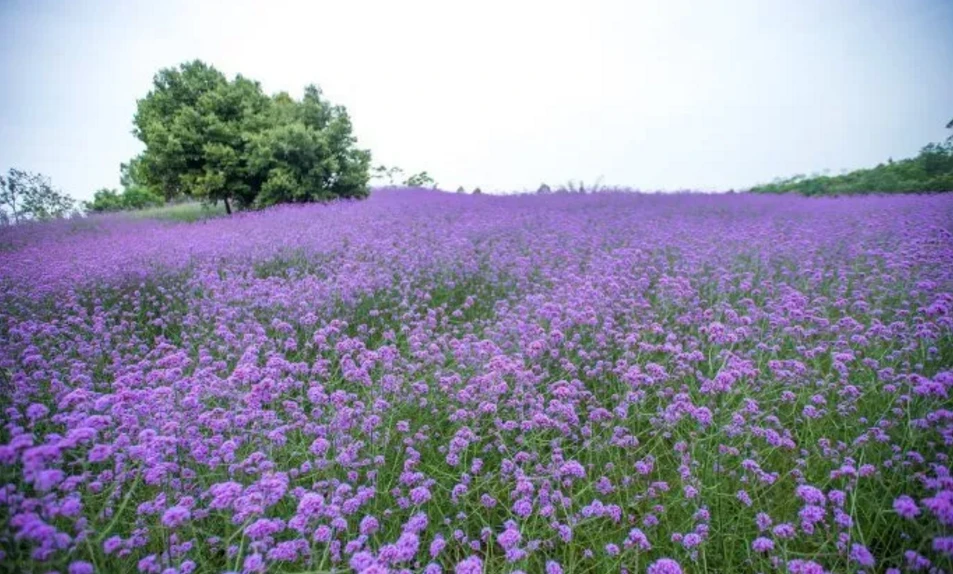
[372,165,404,186]
[85,188,125,212]
[404,171,435,188]
[0,169,74,223]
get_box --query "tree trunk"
[223,197,232,215]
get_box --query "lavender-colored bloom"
[773,524,796,539]
[786,559,826,574]
[559,460,586,479]
[934,536,953,556]
[497,526,521,550]
[513,498,533,518]
[410,486,432,505]
[161,506,191,529]
[736,490,753,507]
[850,543,875,567]
[647,558,683,574]
[103,535,123,554]
[243,553,266,574]
[360,515,380,535]
[430,535,446,558]
[394,531,420,562]
[455,556,483,574]
[350,551,376,572]
[893,495,920,519]
[795,486,826,506]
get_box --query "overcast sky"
[2,0,952,199]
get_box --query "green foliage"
[85,186,164,213]
[85,159,165,213]
[130,201,226,222]
[85,188,124,212]
[248,87,371,208]
[121,186,165,210]
[0,168,74,224]
[131,60,370,213]
[557,177,605,194]
[371,165,404,186]
[403,171,436,188]
[753,119,953,195]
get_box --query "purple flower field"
[1,190,953,573]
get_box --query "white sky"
[1,0,952,199]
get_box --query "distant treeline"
[752,118,953,195]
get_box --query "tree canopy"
[752,118,953,195]
[131,60,371,213]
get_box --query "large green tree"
[131,60,370,213]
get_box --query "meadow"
[1,190,952,573]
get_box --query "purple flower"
[934,536,953,556]
[795,485,826,506]
[559,460,585,479]
[752,537,774,552]
[103,535,123,554]
[245,518,283,540]
[209,481,244,510]
[360,515,380,535]
[34,469,65,492]
[682,533,702,549]
[773,523,796,539]
[350,551,377,572]
[297,492,325,517]
[243,553,266,574]
[430,535,446,558]
[786,559,826,574]
[410,486,432,505]
[893,495,920,519]
[455,556,483,574]
[850,543,875,567]
[161,506,191,529]
[512,498,533,518]
[736,489,753,506]
[393,531,419,562]
[647,558,683,574]
[497,526,521,550]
